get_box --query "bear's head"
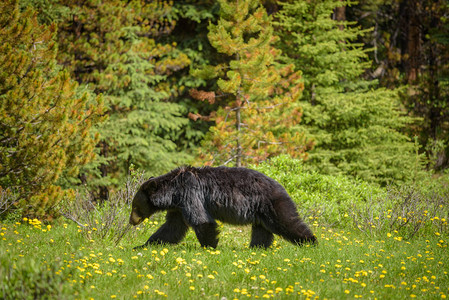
[129,180,158,226]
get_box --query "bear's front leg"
[193,222,219,248]
[134,210,189,250]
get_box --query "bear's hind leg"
[193,222,219,248]
[136,210,189,249]
[250,224,274,249]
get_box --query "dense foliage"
[275,0,423,185]
[1,0,448,216]
[53,0,195,199]
[0,0,104,216]
[352,0,449,170]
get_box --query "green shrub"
[0,255,76,299]
[58,168,160,245]
[252,155,385,227]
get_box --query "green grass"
[1,215,448,299]
[2,156,448,299]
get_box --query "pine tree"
[191,0,311,167]
[276,0,421,185]
[167,0,220,151]
[55,0,192,199]
[0,0,103,216]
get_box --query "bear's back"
[195,166,277,190]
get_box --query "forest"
[1,0,448,299]
[1,0,449,216]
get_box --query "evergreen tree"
[0,0,103,216]
[168,0,220,150]
[55,0,192,199]
[192,0,311,167]
[276,0,421,185]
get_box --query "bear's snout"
[129,211,143,226]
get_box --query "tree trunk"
[405,0,420,83]
[334,0,346,30]
[235,105,242,167]
[99,141,109,202]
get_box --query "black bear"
[129,166,316,249]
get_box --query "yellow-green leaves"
[0,0,104,217]
[191,0,311,167]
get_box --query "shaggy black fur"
[129,166,317,249]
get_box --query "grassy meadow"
[1,157,448,299]
[1,216,447,299]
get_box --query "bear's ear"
[181,171,199,187]
[141,177,157,192]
